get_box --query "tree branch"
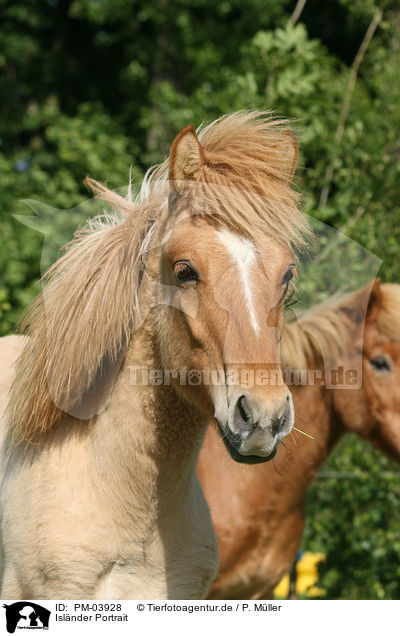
[289,0,307,26]
[319,7,383,208]
[288,0,308,27]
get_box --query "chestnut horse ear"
[340,279,382,325]
[169,125,205,190]
[366,277,382,320]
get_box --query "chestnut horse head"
[344,280,400,462]
[282,279,400,463]
[8,112,310,463]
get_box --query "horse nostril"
[234,395,256,432]
[238,395,252,424]
[272,415,284,436]
[271,401,291,436]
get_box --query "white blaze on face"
[217,228,260,336]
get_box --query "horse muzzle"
[215,391,294,464]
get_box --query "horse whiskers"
[293,412,315,436]
[289,430,298,447]
[284,447,315,465]
[274,442,292,478]
[293,414,312,430]
[292,426,315,440]
[272,452,300,484]
[279,434,315,465]
[271,460,283,476]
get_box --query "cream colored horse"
[0,112,309,599]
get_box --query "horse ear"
[366,277,382,321]
[339,279,379,325]
[169,124,205,190]
[279,130,299,183]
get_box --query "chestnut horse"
[0,112,310,599]
[199,279,400,599]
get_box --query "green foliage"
[302,436,400,599]
[1,0,400,599]
[0,98,134,333]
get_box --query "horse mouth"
[215,419,277,465]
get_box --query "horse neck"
[90,323,207,521]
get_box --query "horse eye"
[174,261,198,284]
[282,266,295,286]
[370,355,391,372]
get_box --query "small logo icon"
[3,602,51,633]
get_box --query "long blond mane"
[281,283,400,370]
[7,110,310,443]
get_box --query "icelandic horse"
[0,111,310,599]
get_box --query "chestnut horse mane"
[375,284,400,343]
[281,283,400,370]
[6,110,309,444]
